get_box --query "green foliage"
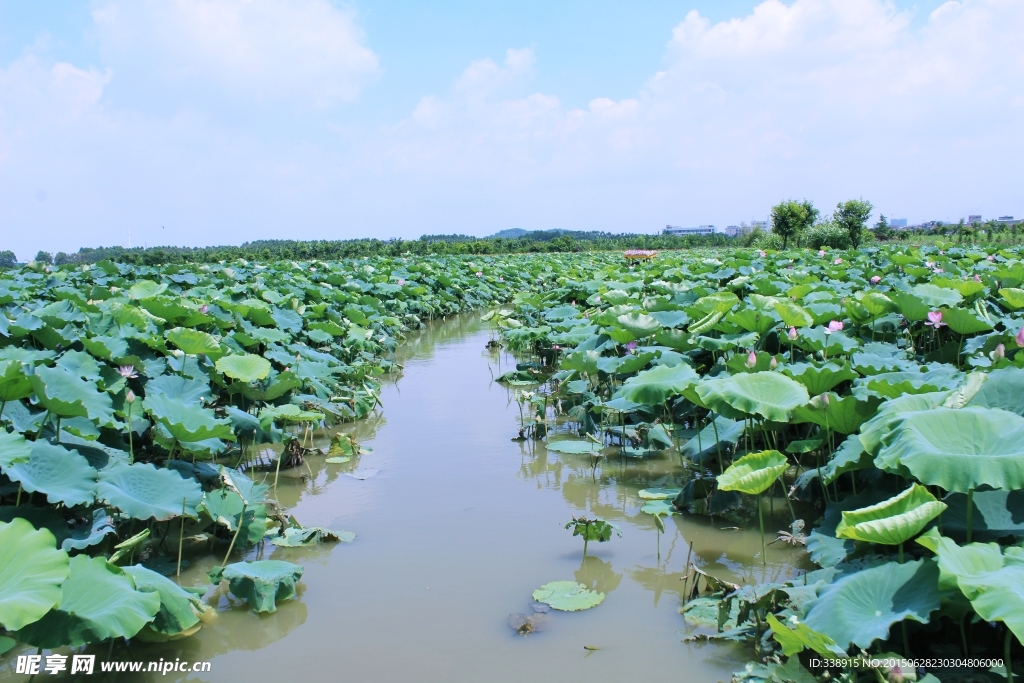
[834,198,874,249]
[771,200,819,249]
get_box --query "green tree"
[0,250,15,268]
[834,199,874,249]
[34,250,53,265]
[770,200,818,249]
[874,214,893,241]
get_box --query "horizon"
[1,0,1021,257]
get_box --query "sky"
[0,0,1021,258]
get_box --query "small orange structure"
[623,250,657,261]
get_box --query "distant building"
[998,216,1016,223]
[751,220,769,230]
[890,218,908,228]
[968,215,982,224]
[724,225,748,238]
[664,225,716,236]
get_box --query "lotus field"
[3,244,1024,680]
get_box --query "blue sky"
[0,0,1019,257]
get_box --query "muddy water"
[141,314,805,683]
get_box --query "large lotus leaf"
[29,366,117,426]
[17,556,161,647]
[198,489,268,546]
[129,280,169,300]
[145,374,212,404]
[0,360,33,402]
[545,440,604,455]
[56,350,102,382]
[852,368,961,400]
[791,393,880,434]
[166,327,221,356]
[269,526,356,547]
[614,312,661,339]
[123,565,203,636]
[615,352,657,375]
[5,441,97,506]
[208,560,303,613]
[938,308,992,335]
[543,305,580,320]
[821,435,873,484]
[698,372,809,422]
[217,466,269,505]
[0,429,31,468]
[649,310,690,329]
[781,362,858,396]
[63,509,116,551]
[532,581,605,611]
[797,327,861,356]
[680,416,745,464]
[857,391,950,456]
[889,291,930,322]
[774,301,814,328]
[859,291,896,317]
[875,407,1024,491]
[98,462,203,521]
[619,364,698,405]
[216,353,272,382]
[560,349,601,375]
[836,484,947,545]
[766,613,846,657]
[940,490,1024,543]
[803,559,940,649]
[717,450,788,495]
[998,288,1024,310]
[967,366,1024,415]
[912,284,962,308]
[143,393,234,443]
[0,518,69,630]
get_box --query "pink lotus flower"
[625,341,638,352]
[758,250,766,258]
[1017,327,1024,348]
[745,350,757,368]
[934,268,943,273]
[926,261,935,268]
[118,365,138,379]
[788,326,798,341]
[991,343,1006,362]
[870,275,881,284]
[925,311,946,328]
[826,320,843,333]
[833,258,843,265]
[987,255,995,261]
[973,274,981,282]
[818,250,826,258]
[397,279,405,285]
[200,304,209,314]
[476,271,483,277]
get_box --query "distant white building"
[968,215,982,224]
[890,218,908,228]
[998,216,1016,224]
[751,220,769,230]
[724,225,747,237]
[664,225,716,236]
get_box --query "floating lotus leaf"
[717,450,788,495]
[835,484,947,545]
[5,441,97,506]
[803,559,940,649]
[875,407,1024,491]
[17,555,161,648]
[532,581,605,611]
[545,439,604,455]
[208,560,303,613]
[619,364,699,405]
[269,526,356,547]
[0,518,69,631]
[638,487,682,500]
[123,564,204,637]
[98,461,203,521]
[28,366,117,426]
[143,393,234,443]
[166,327,221,356]
[215,353,272,382]
[641,499,676,516]
[697,372,809,422]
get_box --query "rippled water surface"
[128,313,805,683]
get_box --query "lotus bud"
[870,275,881,284]
[819,393,830,407]
[200,304,209,314]
[787,326,798,341]
[991,343,1006,362]
[769,357,777,370]
[125,389,136,404]
[745,351,757,368]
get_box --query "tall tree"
[770,200,818,249]
[835,199,874,249]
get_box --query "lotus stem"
[15,483,22,507]
[221,502,248,568]
[35,410,51,440]
[779,478,796,522]
[1006,628,1014,683]
[56,417,60,443]
[898,541,904,564]
[758,494,766,565]
[711,413,724,473]
[177,497,186,578]
[583,537,589,559]
[127,402,134,464]
[966,488,975,543]
[274,446,284,491]
[960,615,970,657]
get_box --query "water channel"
[134,312,803,683]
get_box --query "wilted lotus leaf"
[532,581,605,612]
[208,560,304,613]
[0,518,69,631]
[835,484,946,545]
[269,526,356,546]
[17,555,161,648]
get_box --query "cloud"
[91,0,379,108]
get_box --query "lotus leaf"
[144,393,234,443]
[5,441,97,506]
[0,518,69,630]
[781,362,858,396]
[29,366,117,426]
[216,353,272,382]
[619,364,698,404]
[791,393,880,434]
[697,373,809,422]
[0,429,31,468]
[208,560,304,613]
[123,564,204,637]
[835,484,947,545]
[803,559,940,649]
[98,461,203,521]
[129,280,169,300]
[717,450,788,495]
[766,613,845,657]
[638,487,682,500]
[875,407,1024,491]
[912,283,962,307]
[0,360,33,402]
[939,489,1024,542]
[166,327,221,356]
[545,439,604,455]
[17,555,161,647]
[63,508,116,551]
[532,581,605,611]
[269,526,356,546]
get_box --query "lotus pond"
[4,245,1024,682]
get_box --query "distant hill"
[485,228,634,241]
[488,228,533,239]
